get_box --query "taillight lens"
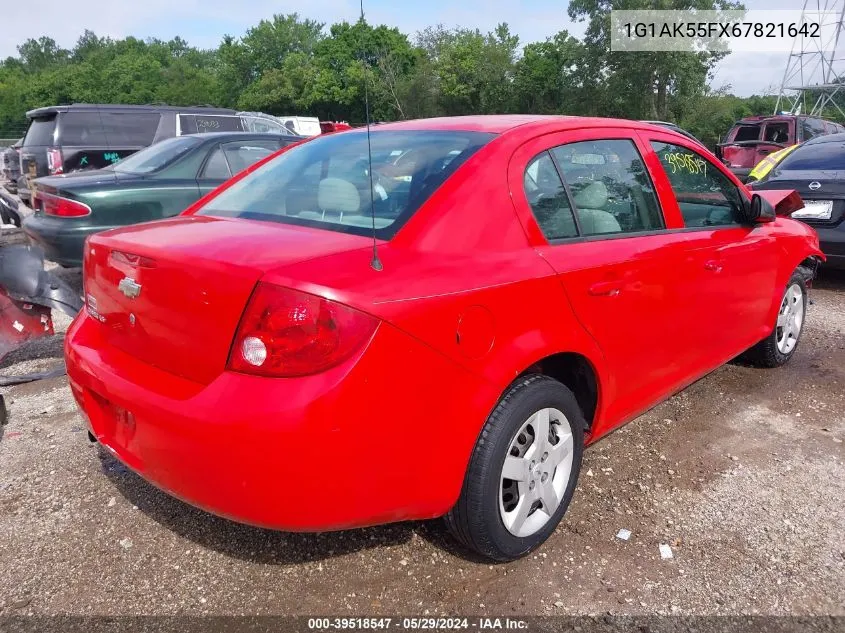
[47,148,63,175]
[39,192,91,217]
[228,283,379,377]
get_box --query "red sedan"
[65,116,822,561]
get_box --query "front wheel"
[743,270,808,367]
[445,374,584,561]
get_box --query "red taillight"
[39,192,91,217]
[47,148,63,175]
[228,283,379,377]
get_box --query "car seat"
[571,181,620,234]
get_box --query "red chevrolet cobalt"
[66,116,822,561]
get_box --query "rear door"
[511,128,706,431]
[196,139,280,196]
[644,132,780,357]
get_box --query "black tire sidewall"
[471,376,584,560]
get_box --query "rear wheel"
[743,270,807,367]
[445,374,584,561]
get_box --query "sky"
[0,0,820,98]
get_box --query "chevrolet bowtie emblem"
[118,277,142,299]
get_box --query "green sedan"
[23,132,300,267]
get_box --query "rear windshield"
[113,136,202,174]
[179,114,243,134]
[732,125,761,142]
[197,130,495,239]
[59,111,161,146]
[23,117,57,147]
[776,141,845,172]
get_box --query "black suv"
[17,104,251,206]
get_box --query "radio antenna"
[360,0,383,272]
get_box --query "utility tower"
[775,0,845,118]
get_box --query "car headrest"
[318,178,360,213]
[572,180,608,209]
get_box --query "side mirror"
[747,193,776,223]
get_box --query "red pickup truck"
[716,114,845,182]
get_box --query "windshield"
[113,136,202,174]
[776,141,845,172]
[197,130,495,239]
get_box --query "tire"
[445,374,585,561]
[742,270,808,368]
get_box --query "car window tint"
[201,147,231,180]
[733,125,760,142]
[523,152,578,240]
[59,112,160,146]
[651,141,744,227]
[552,139,663,236]
[764,122,789,143]
[221,140,278,174]
[23,117,57,146]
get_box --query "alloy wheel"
[776,283,804,355]
[499,407,574,537]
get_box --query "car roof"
[356,115,689,139]
[26,104,238,119]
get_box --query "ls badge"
[118,277,142,299]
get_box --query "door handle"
[588,281,622,296]
[704,260,723,273]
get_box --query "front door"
[644,134,780,360]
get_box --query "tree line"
[0,1,789,149]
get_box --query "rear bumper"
[65,312,495,531]
[23,215,115,267]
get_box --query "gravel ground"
[0,265,843,618]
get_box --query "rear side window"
[180,114,243,134]
[777,141,845,171]
[59,112,160,146]
[523,152,578,240]
[652,141,744,227]
[732,125,761,142]
[552,139,663,235]
[198,130,494,239]
[801,118,827,141]
[23,117,57,146]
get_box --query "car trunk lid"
[84,215,374,384]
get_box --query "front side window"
[552,139,663,235]
[523,152,578,240]
[651,141,745,227]
[764,122,789,144]
[198,130,494,238]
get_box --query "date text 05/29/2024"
[307,617,529,631]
